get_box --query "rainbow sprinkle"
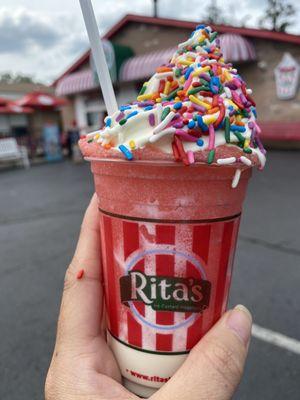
[119,144,133,160]
[86,25,266,171]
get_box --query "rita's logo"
[119,247,211,331]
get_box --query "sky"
[0,0,299,84]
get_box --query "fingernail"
[226,305,252,346]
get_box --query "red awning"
[55,70,98,96]
[120,47,176,82]
[120,34,256,82]
[0,97,8,106]
[0,103,34,114]
[16,92,67,109]
[219,34,256,63]
[55,34,256,94]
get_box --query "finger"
[56,194,104,347]
[73,193,101,279]
[153,305,252,400]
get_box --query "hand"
[45,195,252,400]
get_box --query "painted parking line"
[252,324,300,355]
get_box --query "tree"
[259,0,296,32]
[205,0,227,25]
[0,73,37,84]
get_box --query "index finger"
[57,194,104,346]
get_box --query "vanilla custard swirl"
[86,25,266,172]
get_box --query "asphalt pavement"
[0,151,299,399]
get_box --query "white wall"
[74,95,88,132]
[117,84,138,106]
[74,83,138,134]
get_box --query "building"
[53,14,300,142]
[0,83,51,141]
[0,83,66,156]
[0,82,53,101]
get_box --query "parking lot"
[0,150,299,399]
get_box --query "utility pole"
[153,0,158,18]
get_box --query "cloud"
[95,0,153,33]
[0,8,62,53]
[159,0,210,20]
[0,7,91,82]
[0,0,299,83]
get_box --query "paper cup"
[89,158,251,397]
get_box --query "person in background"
[66,120,80,159]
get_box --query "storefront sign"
[274,53,300,100]
[90,39,117,84]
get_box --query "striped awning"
[219,34,256,63]
[120,34,256,82]
[120,47,176,82]
[56,34,256,94]
[55,69,98,96]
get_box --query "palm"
[48,280,138,400]
[65,335,136,399]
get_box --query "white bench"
[0,138,30,169]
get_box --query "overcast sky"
[0,0,299,84]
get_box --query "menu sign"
[274,53,300,100]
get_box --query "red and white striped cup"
[90,158,251,397]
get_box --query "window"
[86,111,105,129]
[10,114,29,137]
[10,114,28,127]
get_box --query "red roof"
[0,103,34,114]
[15,92,67,109]
[53,14,300,86]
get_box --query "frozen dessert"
[80,24,266,188]
[79,25,266,397]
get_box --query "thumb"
[153,305,252,400]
